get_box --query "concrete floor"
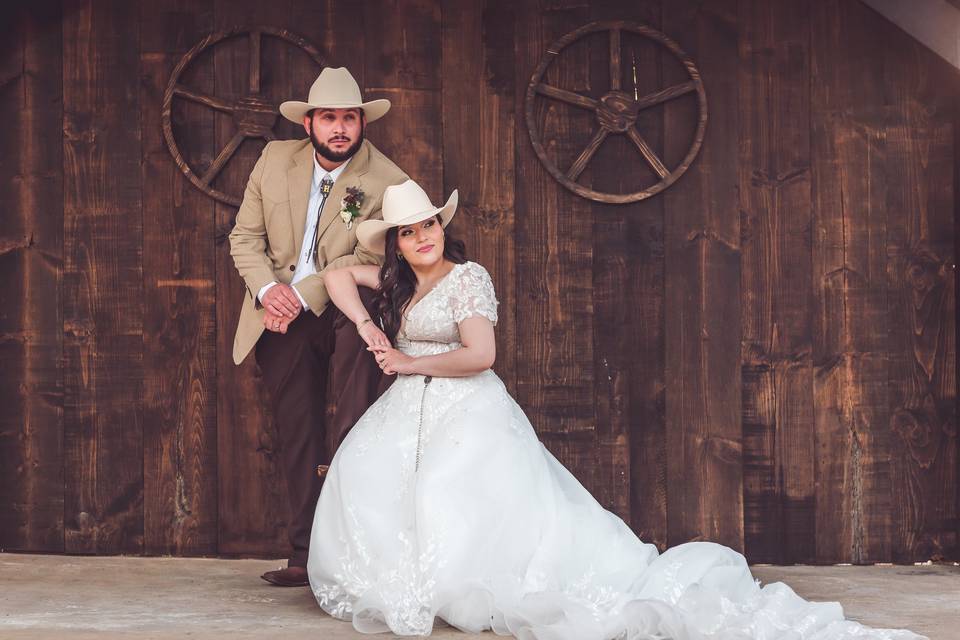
[0,554,956,639]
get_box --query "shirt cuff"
[257,281,277,303]
[291,283,310,311]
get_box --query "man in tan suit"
[229,67,408,586]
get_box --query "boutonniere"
[339,186,364,230]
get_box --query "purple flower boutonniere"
[339,186,364,230]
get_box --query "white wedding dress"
[307,261,926,640]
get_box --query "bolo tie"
[309,175,335,268]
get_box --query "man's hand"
[261,283,302,318]
[263,310,294,334]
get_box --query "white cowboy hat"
[356,180,459,255]
[279,66,390,124]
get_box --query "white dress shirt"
[258,153,352,312]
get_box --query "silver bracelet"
[356,317,372,330]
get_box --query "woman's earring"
[397,253,405,261]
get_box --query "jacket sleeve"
[228,143,276,308]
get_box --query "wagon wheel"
[162,26,325,207]
[525,21,707,204]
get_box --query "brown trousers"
[255,287,390,568]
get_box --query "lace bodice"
[395,261,498,358]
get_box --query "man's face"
[304,108,365,162]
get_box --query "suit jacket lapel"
[287,142,315,255]
[315,140,372,243]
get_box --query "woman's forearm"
[407,345,494,378]
[323,270,371,325]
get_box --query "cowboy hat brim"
[356,189,459,255]
[278,98,391,124]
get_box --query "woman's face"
[396,215,445,268]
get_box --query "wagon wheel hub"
[597,92,640,133]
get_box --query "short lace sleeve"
[451,262,499,326]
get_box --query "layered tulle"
[306,370,926,640]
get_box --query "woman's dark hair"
[373,215,467,344]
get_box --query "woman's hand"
[357,321,391,350]
[368,345,416,376]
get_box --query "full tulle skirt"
[307,371,925,640]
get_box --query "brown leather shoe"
[260,566,309,587]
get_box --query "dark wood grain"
[811,0,901,564]
[810,107,893,563]
[515,0,600,502]
[362,0,442,198]
[584,0,666,545]
[738,0,815,564]
[517,0,596,444]
[0,1,64,553]
[140,0,218,556]
[663,0,744,551]
[213,0,289,558]
[882,22,958,562]
[62,0,144,554]
[885,110,958,562]
[441,1,519,395]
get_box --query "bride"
[307,179,926,640]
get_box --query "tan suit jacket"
[229,138,408,364]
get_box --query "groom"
[229,67,408,586]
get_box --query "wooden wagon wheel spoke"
[567,128,608,181]
[535,84,599,110]
[173,85,235,113]
[525,20,707,203]
[609,28,621,90]
[634,80,697,111]
[626,126,669,178]
[249,29,262,94]
[201,132,246,186]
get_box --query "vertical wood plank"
[882,27,957,561]
[362,0,442,198]
[213,0,291,557]
[663,0,743,550]
[885,111,957,562]
[810,110,894,564]
[441,0,519,396]
[62,0,144,553]
[515,0,597,494]
[584,0,667,544]
[811,0,896,563]
[140,0,219,556]
[0,0,64,552]
[738,0,815,564]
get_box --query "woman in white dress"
[307,179,927,640]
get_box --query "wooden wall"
[1,0,957,564]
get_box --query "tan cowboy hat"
[279,66,390,124]
[356,180,459,255]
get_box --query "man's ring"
[273,322,279,329]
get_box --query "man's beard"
[309,122,365,162]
